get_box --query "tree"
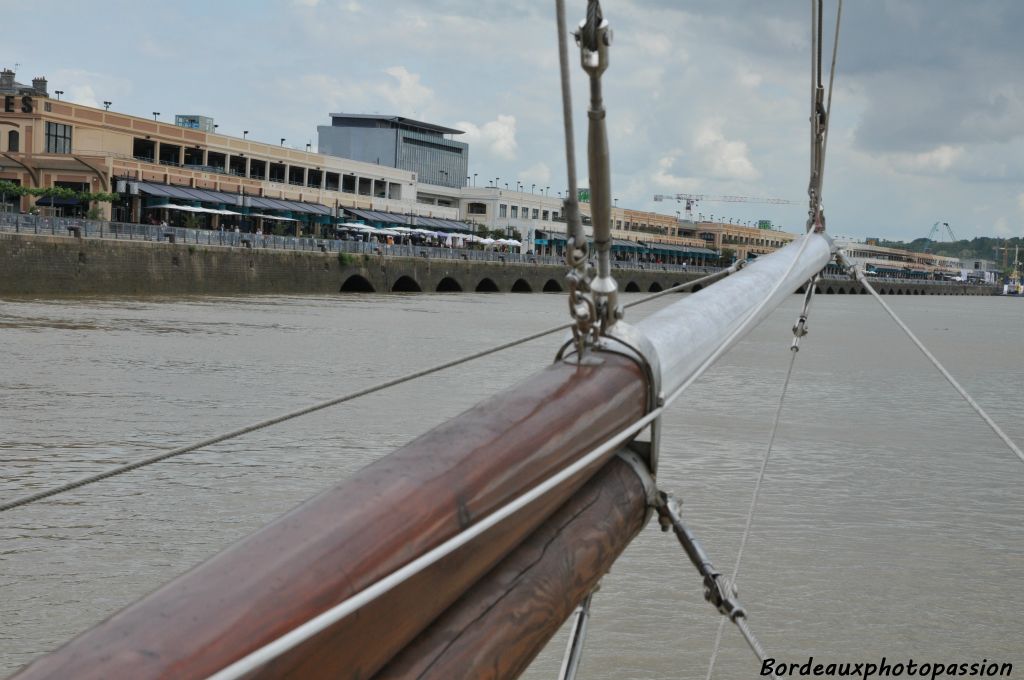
[0,181,119,214]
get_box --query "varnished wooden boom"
[11,354,647,680]
[374,455,649,680]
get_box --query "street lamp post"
[243,130,248,139]
[103,101,111,111]
[473,173,477,187]
[152,111,160,120]
[55,90,63,100]
[531,184,535,194]
[280,138,286,146]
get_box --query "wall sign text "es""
[4,96,34,114]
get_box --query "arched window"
[7,130,19,152]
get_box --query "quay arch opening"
[542,279,563,293]
[475,278,499,292]
[648,282,663,292]
[392,276,422,292]
[624,281,640,292]
[436,277,462,292]
[511,279,532,293]
[340,275,375,292]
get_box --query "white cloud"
[651,154,700,193]
[68,85,100,109]
[993,217,1012,236]
[737,67,763,89]
[51,69,132,109]
[517,162,551,185]
[885,145,964,175]
[289,66,433,118]
[1016,192,1024,213]
[457,115,517,161]
[693,119,760,181]
[379,66,433,116]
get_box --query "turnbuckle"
[791,275,818,351]
[655,491,747,622]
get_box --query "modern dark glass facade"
[317,114,468,189]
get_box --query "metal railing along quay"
[0,213,722,275]
[3,214,982,286]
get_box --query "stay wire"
[847,260,1024,466]
[0,267,737,513]
[820,0,842,195]
[705,345,801,680]
[555,0,586,252]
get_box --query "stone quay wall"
[0,233,999,297]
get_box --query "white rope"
[705,348,799,679]
[851,264,1024,465]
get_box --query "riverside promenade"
[0,215,998,296]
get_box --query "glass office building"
[317,114,468,189]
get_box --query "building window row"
[128,136,400,197]
[45,121,72,154]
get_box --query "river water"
[1,292,1022,679]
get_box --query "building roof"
[328,113,464,136]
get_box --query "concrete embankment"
[0,233,999,297]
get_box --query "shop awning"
[35,197,82,207]
[345,208,472,233]
[136,182,242,206]
[136,182,331,215]
[143,203,240,215]
[247,213,299,222]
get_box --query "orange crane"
[653,193,799,219]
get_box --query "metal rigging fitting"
[791,275,818,352]
[556,0,594,358]
[656,491,747,622]
[575,0,621,339]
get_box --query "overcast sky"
[3,0,1022,240]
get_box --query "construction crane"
[923,221,957,253]
[653,193,799,219]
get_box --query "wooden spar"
[10,354,648,680]
[373,454,650,680]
